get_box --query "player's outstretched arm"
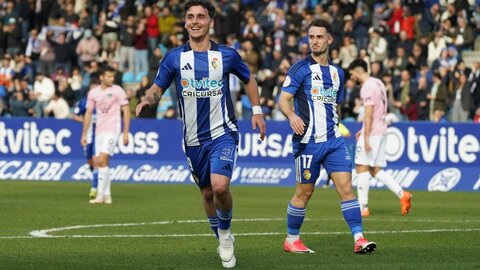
[81,108,93,147]
[135,83,165,117]
[279,91,305,135]
[244,74,266,141]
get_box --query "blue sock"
[287,202,306,235]
[208,216,219,238]
[92,169,98,189]
[216,209,232,230]
[341,199,363,236]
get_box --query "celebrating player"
[279,19,376,254]
[135,0,266,268]
[348,59,412,217]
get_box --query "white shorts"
[95,134,118,156]
[355,134,387,167]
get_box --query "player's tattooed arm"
[145,84,165,105]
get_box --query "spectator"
[449,73,474,122]
[428,72,448,122]
[32,72,55,117]
[44,90,70,119]
[119,15,136,73]
[158,6,177,45]
[75,29,100,70]
[134,19,149,77]
[9,90,33,117]
[144,5,159,54]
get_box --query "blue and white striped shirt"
[282,56,345,145]
[154,41,251,146]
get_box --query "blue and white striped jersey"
[282,56,345,145]
[154,41,251,146]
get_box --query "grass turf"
[0,180,479,269]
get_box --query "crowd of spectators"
[0,0,479,123]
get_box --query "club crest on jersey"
[283,76,291,87]
[303,169,311,180]
[332,71,339,83]
[211,58,219,69]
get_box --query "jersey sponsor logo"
[428,168,461,192]
[181,63,193,70]
[182,89,223,98]
[180,77,224,90]
[310,86,338,103]
[283,76,291,87]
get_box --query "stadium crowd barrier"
[0,118,478,191]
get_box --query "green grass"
[0,180,479,269]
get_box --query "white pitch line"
[6,217,480,239]
[2,228,479,239]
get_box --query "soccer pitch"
[1,181,479,269]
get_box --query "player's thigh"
[185,144,211,189]
[294,144,322,184]
[95,134,117,157]
[354,135,371,166]
[372,135,387,167]
[323,137,352,175]
[210,135,237,180]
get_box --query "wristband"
[252,105,263,115]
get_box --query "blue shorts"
[293,137,352,184]
[185,133,238,189]
[84,142,95,160]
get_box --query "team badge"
[303,169,311,180]
[211,58,219,69]
[332,71,339,83]
[283,75,291,87]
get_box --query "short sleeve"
[117,87,129,106]
[361,81,375,106]
[86,92,95,110]
[282,62,304,95]
[336,68,345,103]
[229,49,250,83]
[154,50,176,89]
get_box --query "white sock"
[97,167,109,198]
[375,170,403,198]
[354,232,364,242]
[286,234,300,244]
[218,228,231,239]
[103,167,111,196]
[356,172,371,210]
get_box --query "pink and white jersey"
[86,84,128,135]
[360,77,388,136]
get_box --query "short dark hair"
[348,59,368,72]
[308,19,332,34]
[99,65,116,75]
[184,0,215,19]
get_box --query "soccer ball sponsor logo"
[428,168,461,192]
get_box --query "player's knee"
[201,188,214,202]
[212,184,230,197]
[295,189,314,203]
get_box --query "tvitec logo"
[385,126,479,164]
